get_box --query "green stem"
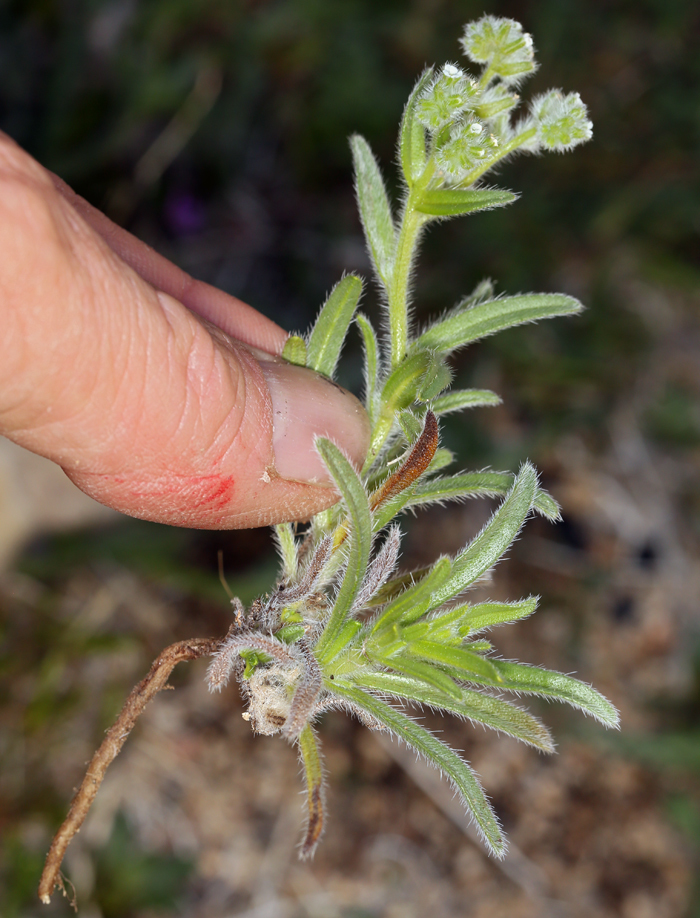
[478,65,495,90]
[459,127,537,187]
[387,161,435,369]
[387,207,420,369]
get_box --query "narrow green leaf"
[352,671,555,752]
[464,278,495,306]
[372,556,452,632]
[330,680,506,856]
[427,463,538,611]
[427,448,455,474]
[406,640,502,682]
[415,187,517,217]
[282,334,307,367]
[383,654,463,699]
[364,565,433,607]
[381,349,432,412]
[319,619,363,665]
[366,350,433,465]
[464,640,494,654]
[417,351,452,401]
[399,68,433,185]
[298,725,325,858]
[351,134,396,289]
[368,444,453,524]
[356,312,379,423]
[274,523,298,580]
[432,389,502,415]
[276,623,306,643]
[397,470,560,522]
[306,275,363,378]
[487,661,620,727]
[414,293,584,355]
[397,409,424,442]
[458,597,539,635]
[314,439,372,661]
[402,603,467,643]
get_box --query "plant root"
[38,636,222,905]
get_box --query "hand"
[0,133,370,529]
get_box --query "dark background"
[1,1,699,916]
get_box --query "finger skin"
[0,134,369,529]
[49,170,289,356]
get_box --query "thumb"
[0,137,369,529]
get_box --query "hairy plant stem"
[459,127,537,187]
[387,161,435,369]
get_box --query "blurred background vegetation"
[1,0,699,916]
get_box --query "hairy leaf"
[403,470,561,521]
[432,389,502,415]
[298,725,325,858]
[486,661,620,727]
[371,556,452,632]
[282,335,307,367]
[382,653,463,699]
[351,135,396,289]
[330,680,506,856]
[399,68,433,184]
[415,187,517,217]
[314,439,372,661]
[427,463,538,611]
[405,640,502,682]
[414,293,583,355]
[273,523,298,581]
[458,597,539,634]
[307,275,363,378]
[417,351,452,401]
[356,312,379,423]
[352,671,555,751]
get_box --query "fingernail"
[259,361,370,484]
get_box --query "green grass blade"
[351,135,396,289]
[427,463,538,611]
[330,680,506,856]
[306,275,363,379]
[414,293,583,355]
[415,187,516,217]
[351,671,555,752]
[314,439,372,661]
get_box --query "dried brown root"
[38,636,222,905]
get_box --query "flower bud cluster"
[413,15,592,186]
[529,90,593,151]
[436,119,498,180]
[415,64,478,132]
[460,16,536,85]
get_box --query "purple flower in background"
[163,190,207,236]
